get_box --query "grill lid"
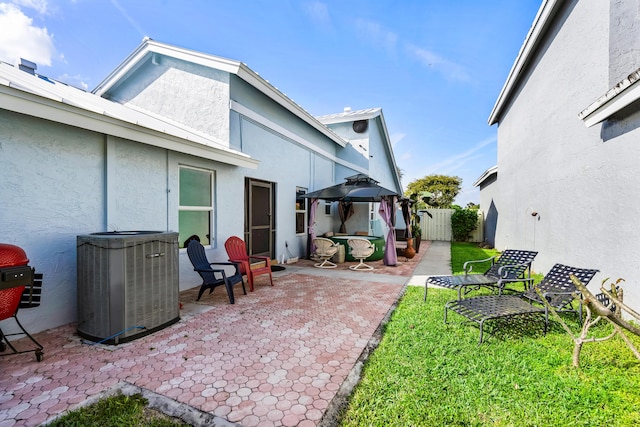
[0,243,29,268]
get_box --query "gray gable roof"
[94,38,347,148]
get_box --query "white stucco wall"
[104,136,170,231]
[1,111,105,333]
[236,118,318,259]
[106,57,231,145]
[493,0,640,309]
[0,109,253,333]
[477,173,498,248]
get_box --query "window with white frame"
[179,166,214,247]
[324,201,331,216]
[295,188,307,235]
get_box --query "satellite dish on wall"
[352,120,368,133]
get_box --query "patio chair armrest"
[209,262,242,275]
[496,276,534,291]
[464,255,498,275]
[194,266,226,276]
[248,255,271,265]
[496,262,532,279]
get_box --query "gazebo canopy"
[303,174,399,202]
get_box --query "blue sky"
[0,0,541,206]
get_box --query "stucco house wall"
[103,56,231,146]
[0,108,244,333]
[100,45,376,264]
[1,38,401,334]
[487,0,640,309]
[1,111,104,331]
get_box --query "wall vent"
[18,58,37,75]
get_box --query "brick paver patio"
[0,249,426,426]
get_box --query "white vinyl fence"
[419,209,484,243]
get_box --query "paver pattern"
[0,255,424,426]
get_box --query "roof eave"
[578,67,640,127]
[316,108,382,125]
[94,38,347,148]
[93,37,243,97]
[1,84,259,169]
[374,110,403,193]
[488,0,565,125]
[473,165,498,187]
[235,64,347,147]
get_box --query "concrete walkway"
[404,240,452,287]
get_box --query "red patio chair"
[224,236,273,292]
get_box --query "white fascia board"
[578,68,640,127]
[1,87,259,169]
[488,0,562,125]
[230,100,366,174]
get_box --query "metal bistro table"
[329,235,385,262]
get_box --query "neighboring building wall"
[609,0,640,86]
[493,0,640,308]
[477,173,498,248]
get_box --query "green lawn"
[339,242,640,426]
[48,392,190,426]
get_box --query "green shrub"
[451,207,478,241]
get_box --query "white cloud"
[57,73,88,90]
[403,136,496,186]
[0,3,55,66]
[354,18,398,52]
[390,132,406,148]
[12,0,48,14]
[405,42,470,82]
[303,1,331,29]
[417,136,496,177]
[110,0,145,37]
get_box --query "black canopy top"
[303,174,399,202]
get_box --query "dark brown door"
[246,179,275,259]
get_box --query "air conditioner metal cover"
[76,231,179,344]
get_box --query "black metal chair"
[187,240,246,303]
[425,249,538,301]
[444,263,599,344]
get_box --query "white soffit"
[578,67,640,127]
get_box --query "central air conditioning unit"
[76,231,179,344]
